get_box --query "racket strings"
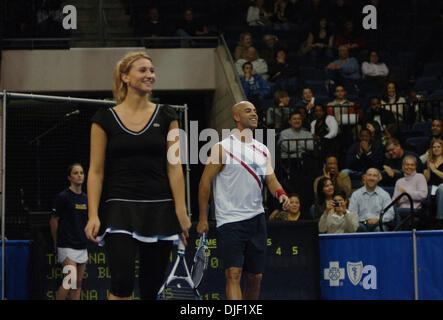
[192,251,209,287]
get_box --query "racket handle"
[177,238,186,253]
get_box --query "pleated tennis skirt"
[96,199,181,246]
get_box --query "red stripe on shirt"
[223,148,262,189]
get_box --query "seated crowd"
[267,114,443,233]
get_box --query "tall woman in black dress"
[84,51,191,300]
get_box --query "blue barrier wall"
[416,231,443,300]
[319,231,443,300]
[0,240,31,300]
[3,229,443,300]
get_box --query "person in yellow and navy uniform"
[50,163,88,300]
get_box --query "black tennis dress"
[91,104,182,245]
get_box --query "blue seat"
[415,76,440,95]
[406,136,430,155]
[411,121,432,136]
[422,62,443,77]
[428,89,443,100]
[300,67,326,81]
[381,186,395,198]
[305,80,329,96]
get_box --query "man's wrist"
[275,189,287,199]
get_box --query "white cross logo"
[324,261,345,286]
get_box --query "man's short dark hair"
[369,96,381,103]
[289,110,302,120]
[386,137,401,148]
[242,61,253,70]
[360,128,371,136]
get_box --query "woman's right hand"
[325,200,335,213]
[85,216,101,243]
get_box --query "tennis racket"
[157,239,200,300]
[191,232,209,288]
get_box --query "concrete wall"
[211,45,245,135]
[1,47,216,92]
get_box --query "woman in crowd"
[301,17,334,60]
[314,177,335,219]
[361,50,389,82]
[423,139,443,229]
[393,155,428,219]
[318,190,359,234]
[366,120,383,147]
[311,104,339,157]
[381,81,407,120]
[234,32,253,61]
[269,193,302,221]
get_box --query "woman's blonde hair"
[428,138,443,163]
[113,51,153,104]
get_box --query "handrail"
[379,192,415,231]
[219,33,246,99]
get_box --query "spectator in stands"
[342,128,384,180]
[247,0,273,28]
[8,0,34,37]
[296,106,312,131]
[278,111,315,160]
[300,17,334,60]
[311,104,339,156]
[318,190,359,234]
[269,193,302,221]
[325,45,361,88]
[382,138,424,186]
[240,62,270,112]
[329,0,354,29]
[235,32,253,61]
[406,88,428,123]
[363,96,395,131]
[235,46,269,80]
[392,155,428,219]
[314,155,352,201]
[300,0,329,30]
[314,177,335,219]
[260,33,287,66]
[295,87,316,124]
[271,0,296,30]
[348,167,395,232]
[268,48,299,93]
[381,81,407,121]
[140,7,170,38]
[423,138,443,229]
[366,120,383,147]
[176,8,209,44]
[334,19,368,58]
[327,84,355,125]
[266,90,293,130]
[420,119,443,164]
[361,50,389,86]
[36,0,64,37]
